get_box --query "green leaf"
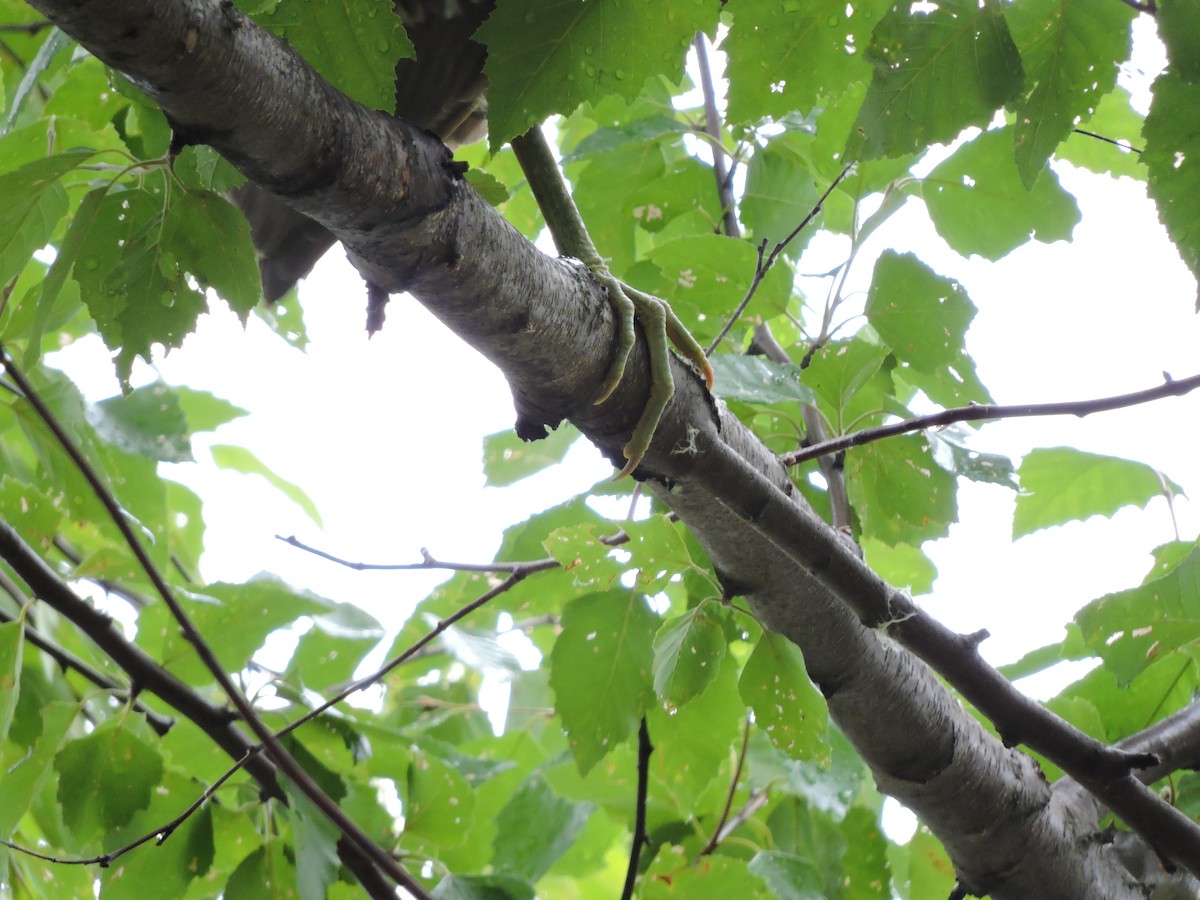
[1143,71,1200,304]
[54,718,164,842]
[92,382,193,462]
[649,653,744,809]
[433,875,536,900]
[550,590,657,775]
[154,576,330,681]
[849,0,1023,159]
[711,355,815,406]
[1075,546,1200,684]
[256,0,412,111]
[846,434,958,546]
[2,27,72,135]
[642,848,771,898]
[740,139,820,258]
[101,803,215,900]
[1159,0,1200,84]
[923,127,1081,261]
[723,0,888,125]
[210,443,323,526]
[865,250,990,407]
[652,604,727,708]
[0,477,64,553]
[542,523,624,590]
[73,186,209,387]
[802,337,890,431]
[0,620,23,743]
[928,427,1018,490]
[224,841,296,899]
[0,702,76,838]
[283,786,342,900]
[1013,447,1180,539]
[483,423,579,487]
[173,386,249,432]
[167,189,262,317]
[404,747,477,848]
[492,774,592,881]
[747,851,827,899]
[0,152,89,288]
[1006,0,1134,186]
[861,537,937,595]
[641,234,791,340]
[738,632,828,762]
[286,602,385,690]
[479,0,716,149]
[840,806,892,899]
[465,167,510,206]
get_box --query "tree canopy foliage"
[1,0,1199,898]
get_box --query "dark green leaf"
[54,718,164,841]
[847,434,958,546]
[550,590,657,774]
[1013,447,1180,538]
[483,424,579,487]
[928,427,1018,490]
[652,604,727,708]
[0,620,23,743]
[1143,71,1200,303]
[924,127,1081,260]
[404,747,477,848]
[479,0,716,149]
[0,476,64,552]
[92,382,193,462]
[849,0,1023,159]
[738,632,829,762]
[224,842,296,899]
[433,874,536,900]
[1006,0,1134,186]
[712,355,815,406]
[167,189,262,317]
[724,0,888,125]
[802,338,890,431]
[865,250,990,407]
[73,186,209,387]
[740,138,820,258]
[465,168,510,206]
[0,702,76,838]
[1159,0,1200,83]
[256,0,412,111]
[1075,546,1200,684]
[747,851,827,899]
[492,774,592,881]
[0,152,89,288]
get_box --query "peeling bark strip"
[24,0,1200,894]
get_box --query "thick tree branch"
[23,1,1198,894]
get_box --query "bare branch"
[782,372,1200,468]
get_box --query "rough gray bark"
[23,0,1200,895]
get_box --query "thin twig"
[693,32,739,237]
[620,718,653,900]
[699,716,752,856]
[0,344,430,899]
[1072,128,1142,155]
[706,163,855,356]
[780,372,1200,468]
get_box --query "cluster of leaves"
[0,0,1198,898]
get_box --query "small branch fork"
[780,371,1200,468]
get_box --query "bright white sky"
[48,16,1199,710]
